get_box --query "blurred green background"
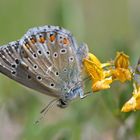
[0,0,140,140]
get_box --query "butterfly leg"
[80,91,93,99]
[80,92,87,99]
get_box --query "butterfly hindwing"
[0,41,62,97]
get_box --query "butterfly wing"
[0,25,88,98]
[0,41,62,97]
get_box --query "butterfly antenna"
[35,98,58,124]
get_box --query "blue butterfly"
[0,25,89,109]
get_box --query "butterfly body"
[0,25,88,108]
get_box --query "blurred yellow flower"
[121,85,140,112]
[121,58,140,112]
[111,52,131,83]
[83,53,112,92]
[83,51,138,112]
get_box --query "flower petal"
[115,52,130,69]
[112,68,131,83]
[83,56,104,81]
[121,96,136,112]
[121,83,140,112]
[83,53,113,92]
[92,77,113,92]
[112,52,131,82]
[88,53,102,67]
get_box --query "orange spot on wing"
[39,37,45,43]
[63,38,69,45]
[30,38,36,44]
[50,34,55,42]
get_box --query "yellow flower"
[112,52,131,83]
[121,59,140,112]
[83,53,112,92]
[92,77,112,92]
[121,85,140,112]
